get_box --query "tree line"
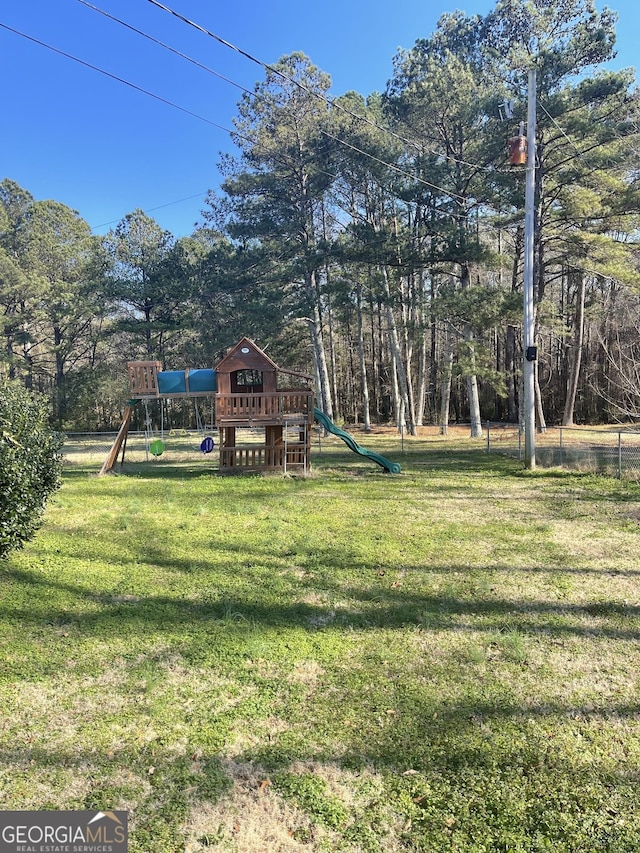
[2,0,640,434]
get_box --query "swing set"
[100,361,219,474]
[142,396,216,459]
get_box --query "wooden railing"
[127,361,162,397]
[219,444,308,470]
[216,391,313,423]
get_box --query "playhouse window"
[235,369,262,386]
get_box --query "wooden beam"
[99,405,134,475]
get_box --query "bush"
[0,381,64,559]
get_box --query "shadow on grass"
[69,464,219,482]
[3,560,639,665]
[84,447,640,505]
[11,446,640,850]
[33,490,640,582]
[3,689,639,853]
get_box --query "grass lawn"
[2,432,640,851]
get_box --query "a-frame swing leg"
[99,405,134,475]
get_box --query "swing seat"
[200,436,215,454]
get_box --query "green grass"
[2,435,640,851]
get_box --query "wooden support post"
[99,405,134,475]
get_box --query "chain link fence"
[63,430,219,470]
[485,423,640,481]
[63,424,640,481]
[63,425,309,472]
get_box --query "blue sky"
[1,0,638,238]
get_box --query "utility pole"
[523,67,537,469]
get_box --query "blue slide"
[314,408,401,474]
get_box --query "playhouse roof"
[214,337,280,374]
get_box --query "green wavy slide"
[313,407,401,474]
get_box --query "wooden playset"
[101,338,314,475]
[101,337,400,475]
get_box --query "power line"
[143,0,505,176]
[90,191,209,231]
[70,1,472,205]
[78,0,478,205]
[319,128,465,203]
[538,99,598,172]
[0,18,502,233]
[4,10,634,274]
[0,21,234,135]
[9,4,634,246]
[0,20,258,232]
[76,0,256,101]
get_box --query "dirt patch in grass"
[183,760,311,852]
[182,760,408,853]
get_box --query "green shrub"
[0,381,64,558]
